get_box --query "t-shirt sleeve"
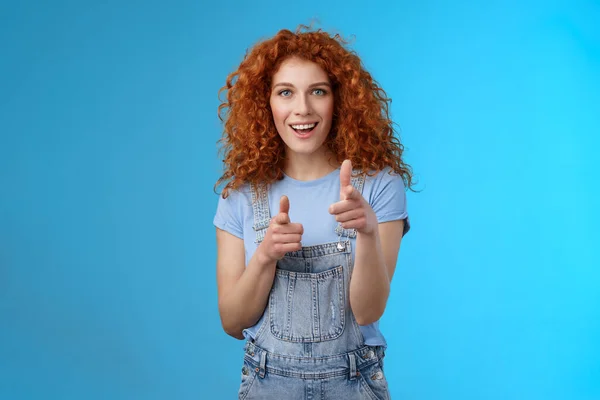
[369,169,411,236]
[213,190,244,239]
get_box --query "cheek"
[269,99,287,126]
[272,109,285,125]
[323,101,334,124]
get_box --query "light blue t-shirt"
[213,166,410,346]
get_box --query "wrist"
[357,217,379,238]
[357,228,378,239]
[256,244,276,268]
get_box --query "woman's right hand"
[258,195,304,263]
[216,195,302,339]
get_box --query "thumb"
[279,195,290,215]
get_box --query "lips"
[290,122,318,136]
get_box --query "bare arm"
[329,160,405,325]
[216,229,277,339]
[349,220,404,325]
[216,195,303,339]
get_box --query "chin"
[286,144,323,156]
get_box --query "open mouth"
[290,122,318,135]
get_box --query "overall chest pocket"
[269,265,346,343]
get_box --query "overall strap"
[250,183,271,244]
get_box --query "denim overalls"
[238,172,391,400]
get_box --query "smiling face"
[269,57,334,160]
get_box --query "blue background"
[1,0,599,399]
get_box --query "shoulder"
[363,167,406,197]
[214,183,255,238]
[361,167,409,227]
[217,183,253,206]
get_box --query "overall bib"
[238,173,391,400]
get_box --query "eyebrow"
[272,81,331,89]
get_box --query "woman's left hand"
[328,160,378,235]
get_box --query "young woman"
[213,26,414,400]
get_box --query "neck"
[283,147,339,181]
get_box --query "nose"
[294,93,312,116]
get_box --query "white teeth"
[291,123,316,130]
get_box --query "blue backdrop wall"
[1,0,598,399]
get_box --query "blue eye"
[279,89,292,97]
[313,88,327,96]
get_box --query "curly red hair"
[216,25,414,198]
